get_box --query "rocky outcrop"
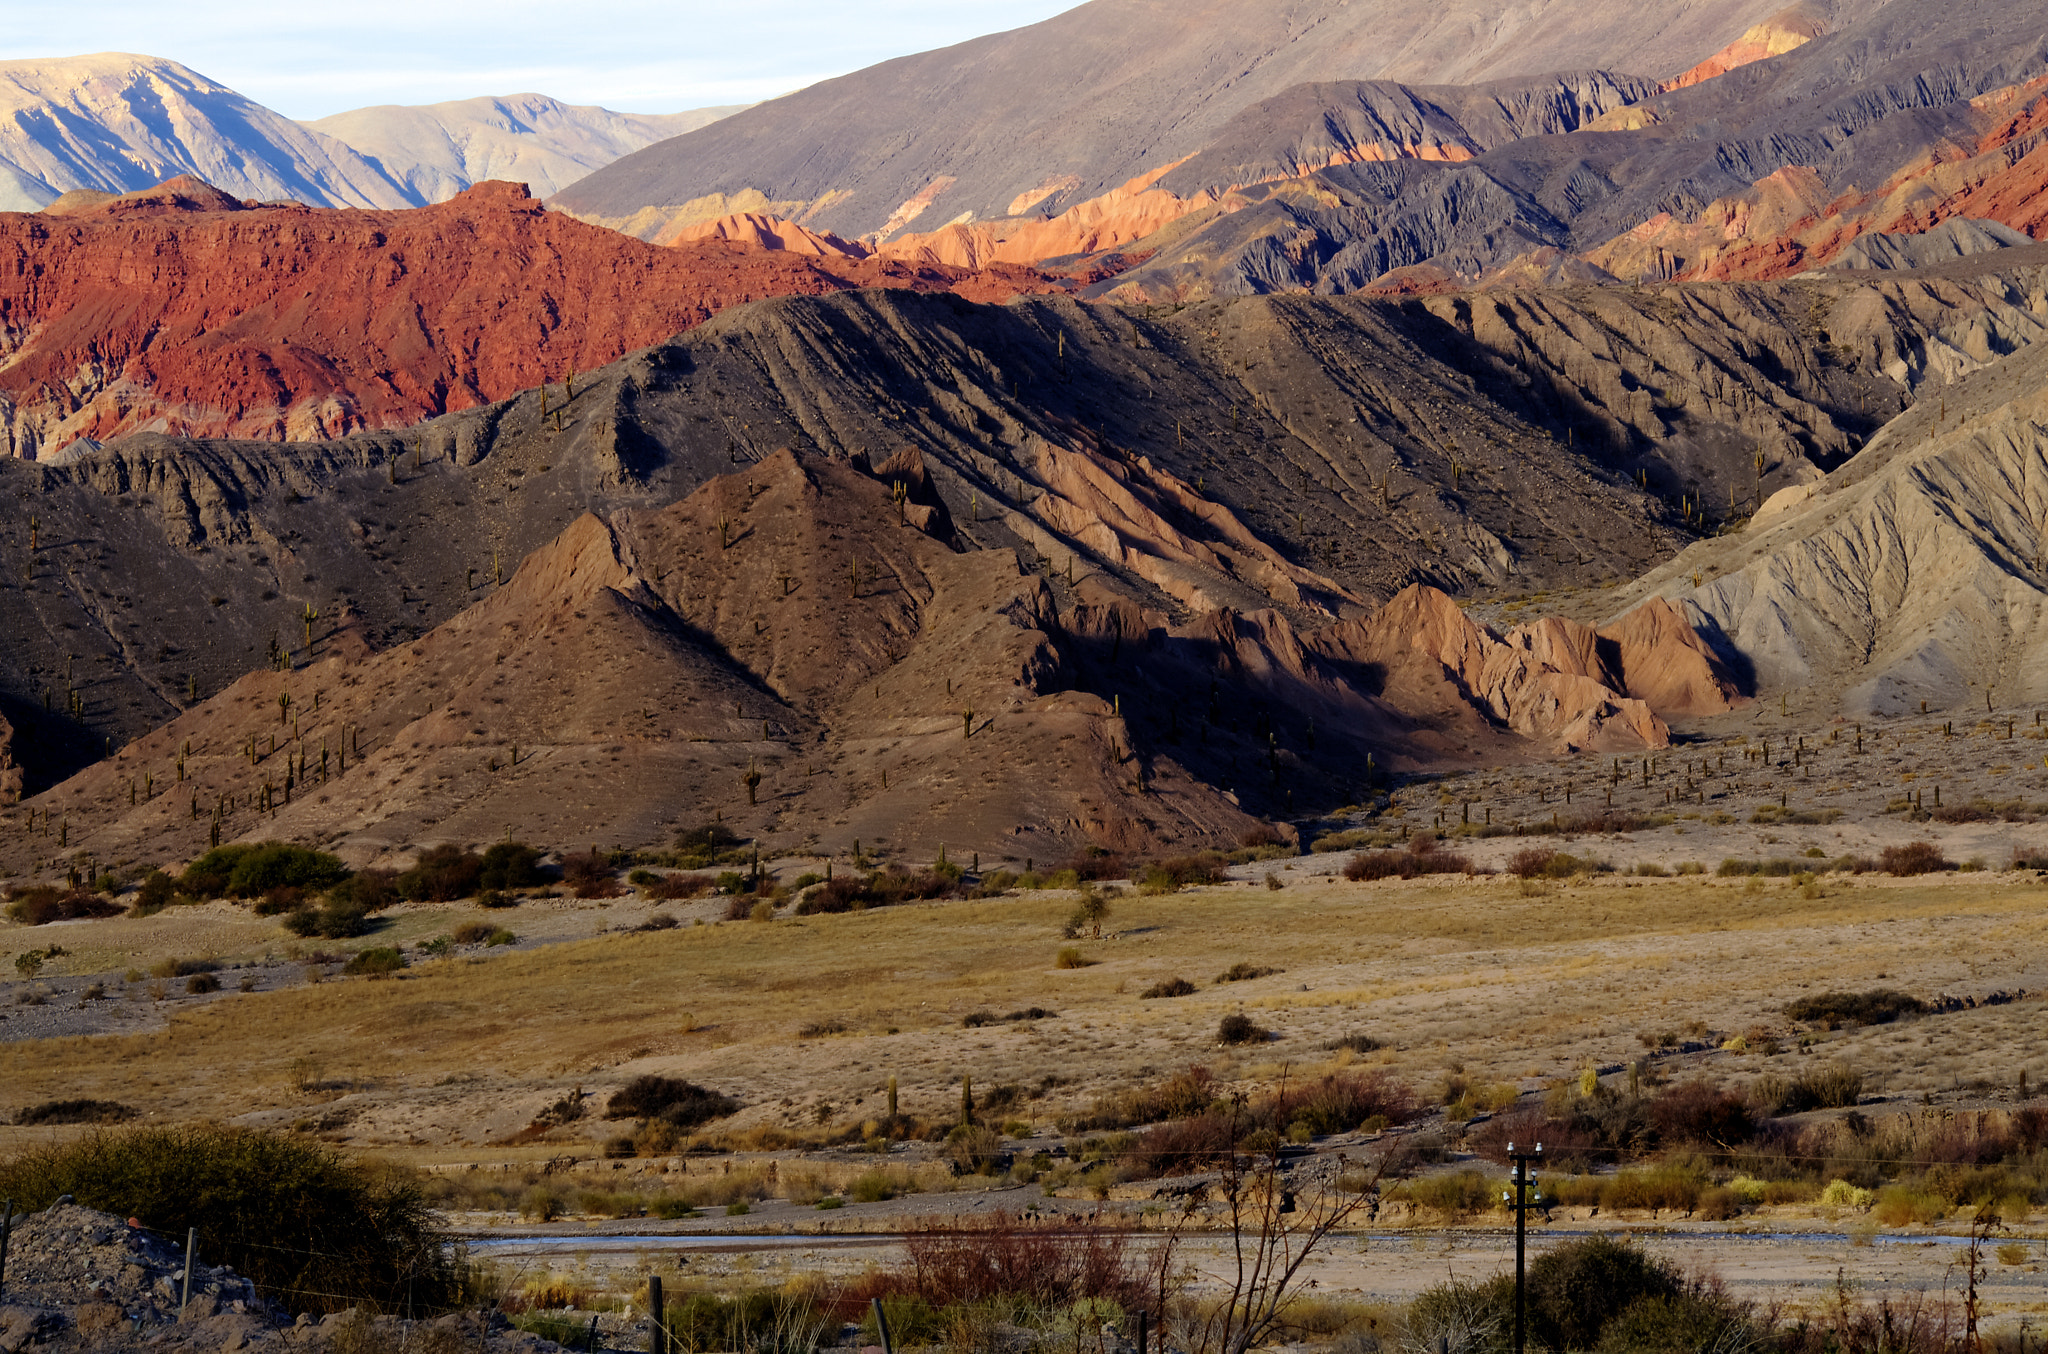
[0,177,1062,455]
[1595,596,1741,715]
[0,1202,557,1352]
[1315,585,1671,752]
[659,211,867,257]
[0,706,20,803]
[1014,434,1365,620]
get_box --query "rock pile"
[0,1203,560,1352]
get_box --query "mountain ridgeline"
[6,250,2048,863]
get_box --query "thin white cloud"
[7,0,1077,117]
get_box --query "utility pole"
[1503,1142,1544,1354]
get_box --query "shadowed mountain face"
[5,253,2045,823]
[551,0,1864,243]
[0,442,1734,876]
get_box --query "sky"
[8,0,1081,119]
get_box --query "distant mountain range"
[0,52,742,212]
[553,0,2046,295]
[551,0,1889,242]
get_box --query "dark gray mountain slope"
[5,262,2034,792]
[552,0,1856,240]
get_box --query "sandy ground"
[4,865,2045,1337]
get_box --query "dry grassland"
[3,870,2044,1154]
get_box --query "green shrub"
[179,844,348,900]
[1509,848,1609,879]
[1218,1013,1267,1045]
[326,869,400,914]
[130,870,179,917]
[1874,1185,1948,1225]
[1406,1275,1514,1354]
[1137,853,1228,894]
[1749,805,1843,826]
[1749,1063,1863,1114]
[793,869,961,914]
[397,845,484,902]
[283,899,375,939]
[1879,841,1950,876]
[848,1170,900,1203]
[480,842,547,890]
[1526,1236,1681,1353]
[1312,829,1398,854]
[1716,857,1807,877]
[1819,1179,1874,1208]
[671,1286,831,1351]
[1398,1169,1498,1217]
[0,1125,465,1313]
[342,947,406,977]
[485,928,516,947]
[5,886,121,925]
[1594,1290,1757,1354]
[512,1313,588,1344]
[177,846,253,898]
[1601,1164,1705,1213]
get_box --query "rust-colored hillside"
[2,447,1735,872]
[0,177,1059,457]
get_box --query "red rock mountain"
[0,177,1059,457]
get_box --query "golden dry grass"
[3,870,2044,1155]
